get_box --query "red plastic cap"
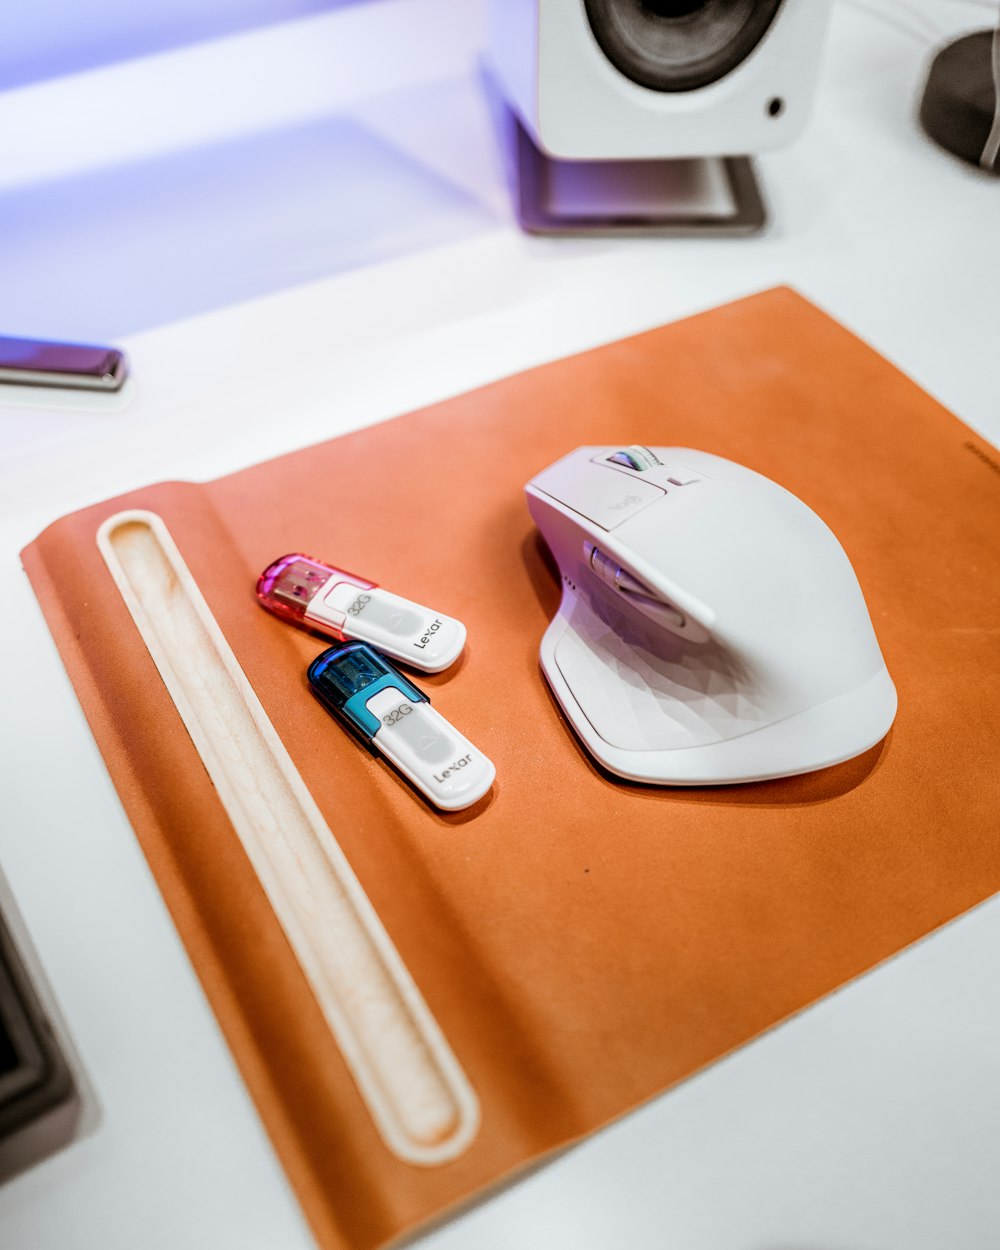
[256,553,373,627]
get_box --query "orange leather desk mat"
[22,287,1000,1250]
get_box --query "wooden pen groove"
[97,510,479,1165]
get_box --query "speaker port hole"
[641,0,707,15]
[768,97,784,117]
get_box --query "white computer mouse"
[525,444,897,785]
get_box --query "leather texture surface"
[22,287,1000,1250]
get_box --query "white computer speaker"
[484,0,834,161]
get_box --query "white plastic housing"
[365,686,496,811]
[525,446,897,785]
[309,582,466,674]
[484,0,834,159]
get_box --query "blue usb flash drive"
[308,642,495,811]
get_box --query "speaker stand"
[510,111,767,237]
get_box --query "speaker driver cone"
[583,0,785,92]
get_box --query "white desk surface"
[1,1,999,1247]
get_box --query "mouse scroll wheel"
[607,445,663,472]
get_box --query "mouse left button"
[530,456,665,529]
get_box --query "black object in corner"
[0,903,78,1183]
[919,29,1000,173]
